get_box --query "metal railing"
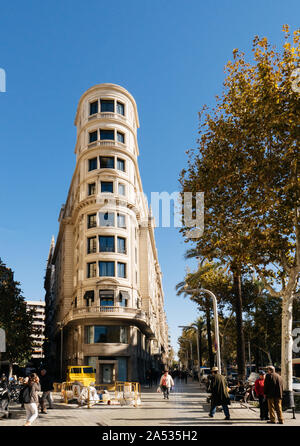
[87,112,127,122]
[62,305,148,326]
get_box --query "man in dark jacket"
[208,367,230,420]
[39,369,54,413]
[263,366,284,424]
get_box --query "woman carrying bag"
[23,373,41,426]
[159,370,174,400]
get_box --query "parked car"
[199,368,211,383]
[293,376,300,392]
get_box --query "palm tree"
[176,277,215,368]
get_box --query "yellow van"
[67,366,96,386]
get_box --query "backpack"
[19,386,31,404]
[161,376,167,387]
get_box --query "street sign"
[0,328,6,352]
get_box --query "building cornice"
[74,83,140,129]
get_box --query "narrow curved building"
[44,84,169,384]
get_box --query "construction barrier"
[60,381,141,408]
[53,382,63,393]
[115,381,141,407]
[61,382,69,403]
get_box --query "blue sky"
[0,0,299,354]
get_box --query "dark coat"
[39,374,54,392]
[209,373,230,406]
[263,372,283,399]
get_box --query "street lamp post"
[185,288,221,373]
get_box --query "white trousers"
[24,402,38,424]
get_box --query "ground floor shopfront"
[83,355,162,384]
[52,320,166,384]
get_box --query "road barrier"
[61,382,74,403]
[60,381,141,408]
[115,381,141,406]
[53,382,63,393]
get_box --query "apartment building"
[44,84,169,383]
[26,300,45,359]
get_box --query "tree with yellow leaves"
[180,26,300,405]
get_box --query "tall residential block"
[26,300,45,359]
[44,84,169,384]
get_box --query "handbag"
[156,386,161,393]
[20,386,31,404]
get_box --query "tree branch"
[256,275,281,298]
[279,252,291,274]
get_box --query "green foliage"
[180,26,300,297]
[244,290,282,365]
[178,26,300,383]
[176,262,282,368]
[0,258,37,368]
[177,319,207,367]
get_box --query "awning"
[84,290,94,301]
[99,289,115,297]
[119,290,130,301]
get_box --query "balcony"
[87,139,126,151]
[62,306,155,337]
[88,112,127,123]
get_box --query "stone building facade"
[44,84,169,384]
[26,300,45,359]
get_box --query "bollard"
[88,387,91,409]
[63,384,68,404]
[282,390,295,418]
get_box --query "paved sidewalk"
[0,379,298,426]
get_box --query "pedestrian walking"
[18,377,27,409]
[146,369,152,388]
[255,371,269,420]
[184,370,188,383]
[23,373,41,426]
[0,374,7,388]
[208,366,231,420]
[159,370,174,400]
[264,366,284,424]
[39,369,54,413]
